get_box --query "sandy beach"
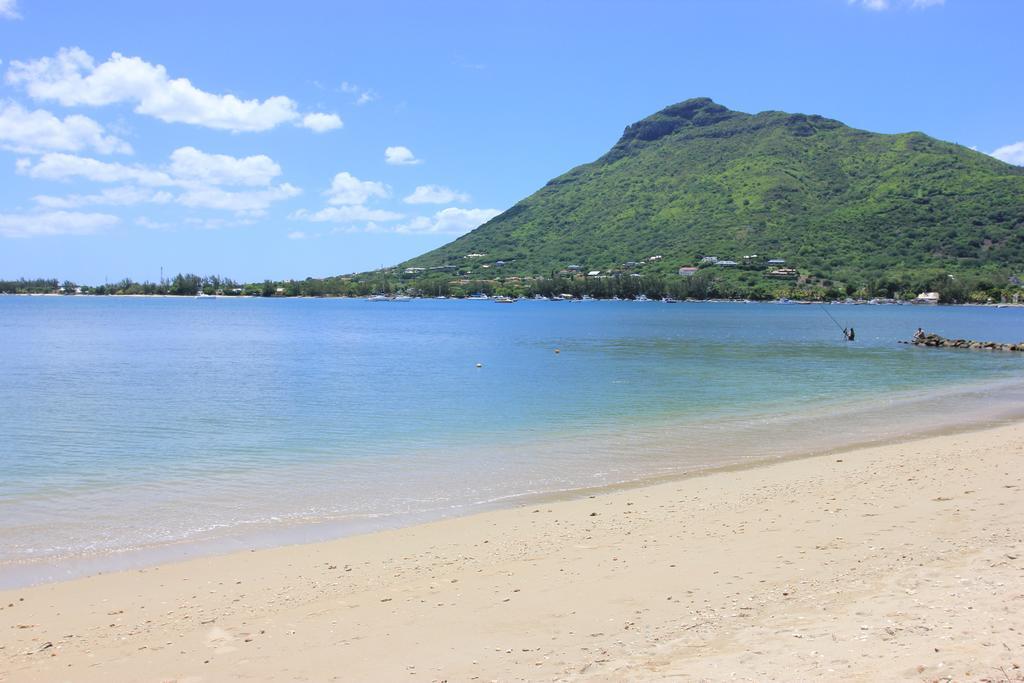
[2,422,1022,682]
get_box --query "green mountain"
[401,98,1024,291]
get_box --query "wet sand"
[2,422,1023,681]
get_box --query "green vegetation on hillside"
[399,98,1024,296]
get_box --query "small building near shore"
[767,267,799,279]
[678,267,700,277]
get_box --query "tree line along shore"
[4,265,1024,304]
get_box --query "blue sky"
[0,0,1021,283]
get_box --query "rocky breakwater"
[909,332,1024,352]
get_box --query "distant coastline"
[5,290,1023,307]
[5,263,1022,303]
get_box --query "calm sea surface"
[3,296,1024,586]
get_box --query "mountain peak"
[657,97,732,119]
[604,97,743,162]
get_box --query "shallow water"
[2,296,1024,586]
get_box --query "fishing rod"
[818,303,850,338]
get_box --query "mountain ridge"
[399,98,1024,293]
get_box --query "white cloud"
[0,0,19,19]
[177,183,301,216]
[0,100,132,154]
[290,171,398,225]
[301,112,343,132]
[403,184,470,205]
[5,47,340,133]
[325,171,390,205]
[326,207,499,235]
[20,147,301,215]
[0,210,119,238]
[385,145,422,165]
[291,206,405,223]
[340,81,377,106]
[20,146,287,189]
[394,207,501,235]
[34,186,173,208]
[991,141,1024,166]
[168,146,280,186]
[20,152,176,186]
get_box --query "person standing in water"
[843,327,855,341]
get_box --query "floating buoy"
[475,363,483,368]
[554,348,560,354]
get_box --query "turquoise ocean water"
[3,296,1024,587]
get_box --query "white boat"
[493,295,516,304]
[467,293,489,300]
[367,294,391,302]
[392,295,413,302]
[195,290,215,299]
